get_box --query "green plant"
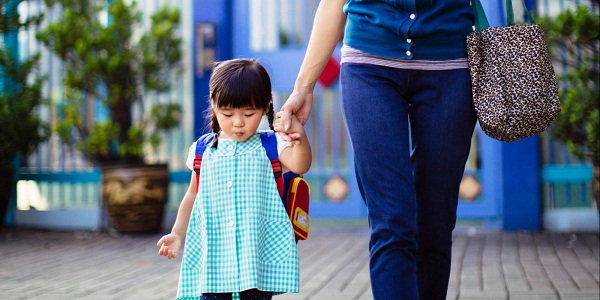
[36,0,183,164]
[539,5,599,165]
[0,0,49,170]
[0,52,49,169]
[0,0,48,225]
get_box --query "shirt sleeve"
[185,142,197,171]
[275,132,292,172]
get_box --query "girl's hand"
[274,114,305,146]
[156,233,183,259]
[275,113,312,174]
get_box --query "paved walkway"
[0,226,598,300]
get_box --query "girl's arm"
[279,0,347,133]
[275,115,312,175]
[170,172,197,236]
[157,172,197,259]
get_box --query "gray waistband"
[340,45,469,70]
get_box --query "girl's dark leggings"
[200,289,272,300]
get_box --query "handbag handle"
[472,0,490,31]
[472,0,536,32]
[505,0,536,25]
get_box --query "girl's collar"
[216,131,259,142]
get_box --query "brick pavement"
[448,228,599,300]
[0,226,598,300]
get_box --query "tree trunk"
[110,96,133,150]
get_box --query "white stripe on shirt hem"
[341,44,469,70]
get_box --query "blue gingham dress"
[177,133,300,299]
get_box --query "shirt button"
[226,181,233,187]
[406,51,412,56]
[406,38,412,43]
[229,220,235,227]
[226,145,234,151]
[410,13,416,20]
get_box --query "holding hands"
[276,90,313,143]
[274,111,306,146]
[274,95,313,175]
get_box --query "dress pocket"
[182,229,203,270]
[258,219,293,264]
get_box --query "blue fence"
[536,0,598,231]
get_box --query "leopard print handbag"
[467,0,561,142]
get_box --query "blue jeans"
[340,63,477,300]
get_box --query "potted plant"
[539,5,599,214]
[0,0,48,227]
[36,0,183,232]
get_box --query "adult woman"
[277,1,477,299]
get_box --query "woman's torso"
[343,0,474,61]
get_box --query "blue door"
[456,129,502,222]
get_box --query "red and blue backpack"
[193,131,310,241]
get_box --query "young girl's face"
[214,106,266,142]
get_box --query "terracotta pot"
[101,163,169,232]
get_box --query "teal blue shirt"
[343,0,474,60]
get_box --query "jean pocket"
[258,219,292,264]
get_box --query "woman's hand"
[274,113,305,139]
[277,90,313,142]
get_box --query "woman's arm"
[279,0,347,132]
[295,0,347,97]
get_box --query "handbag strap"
[472,0,535,32]
[505,0,535,25]
[472,0,490,31]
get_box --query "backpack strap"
[259,131,284,199]
[193,133,215,193]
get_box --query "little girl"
[157,58,311,300]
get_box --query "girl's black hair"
[207,59,275,148]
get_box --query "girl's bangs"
[211,64,271,109]
[212,85,259,109]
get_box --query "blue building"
[5,0,597,233]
